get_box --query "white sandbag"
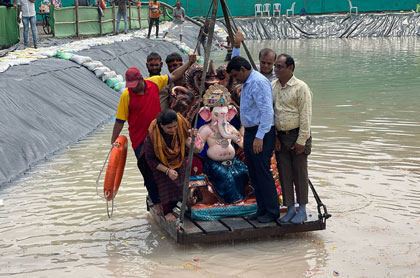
[115,74,123,82]
[0,63,10,73]
[94,66,110,78]
[114,81,126,92]
[83,61,104,71]
[102,70,117,82]
[70,55,93,65]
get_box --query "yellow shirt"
[115,75,169,121]
[272,75,313,146]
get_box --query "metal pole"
[75,0,79,37]
[128,2,132,30]
[112,2,116,33]
[179,0,219,228]
[137,3,141,28]
[99,4,102,35]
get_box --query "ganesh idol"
[194,84,249,204]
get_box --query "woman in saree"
[142,109,198,221]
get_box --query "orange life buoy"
[104,135,128,201]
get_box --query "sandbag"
[70,55,93,65]
[94,66,110,78]
[102,70,117,82]
[106,75,123,88]
[83,61,104,71]
[54,51,73,60]
[114,81,126,92]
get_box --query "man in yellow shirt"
[272,54,313,224]
[111,54,196,204]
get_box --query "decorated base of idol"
[184,84,284,221]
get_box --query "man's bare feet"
[164,212,177,222]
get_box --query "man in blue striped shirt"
[227,56,280,223]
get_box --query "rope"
[96,144,115,198]
[106,197,115,218]
[96,143,119,219]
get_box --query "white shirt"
[272,75,313,146]
[19,0,36,17]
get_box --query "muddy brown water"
[1,37,420,277]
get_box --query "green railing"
[167,0,419,17]
[51,3,172,38]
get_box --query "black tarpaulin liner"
[0,59,119,185]
[221,13,420,39]
[0,23,206,186]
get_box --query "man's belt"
[244,126,258,132]
[278,128,299,135]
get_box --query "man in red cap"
[111,54,196,204]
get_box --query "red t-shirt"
[115,75,169,150]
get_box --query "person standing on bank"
[197,19,209,56]
[147,0,161,39]
[226,56,280,223]
[17,0,38,48]
[162,1,185,42]
[108,0,131,34]
[272,54,313,224]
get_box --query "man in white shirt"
[162,1,185,42]
[17,0,38,48]
[272,54,313,224]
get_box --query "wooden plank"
[112,3,116,34]
[148,203,178,241]
[137,6,141,28]
[75,0,79,37]
[219,217,254,231]
[99,8,102,36]
[146,197,326,244]
[246,218,278,228]
[172,207,204,235]
[182,218,204,235]
[181,218,326,244]
[192,219,229,233]
[128,3,132,30]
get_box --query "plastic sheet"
[0,22,215,186]
[221,13,420,39]
[0,59,119,186]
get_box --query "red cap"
[125,67,142,88]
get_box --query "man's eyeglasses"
[274,64,285,69]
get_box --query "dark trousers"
[135,143,160,204]
[148,18,160,37]
[276,129,311,206]
[197,39,206,56]
[243,126,279,218]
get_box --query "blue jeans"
[22,16,38,47]
[116,12,128,33]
